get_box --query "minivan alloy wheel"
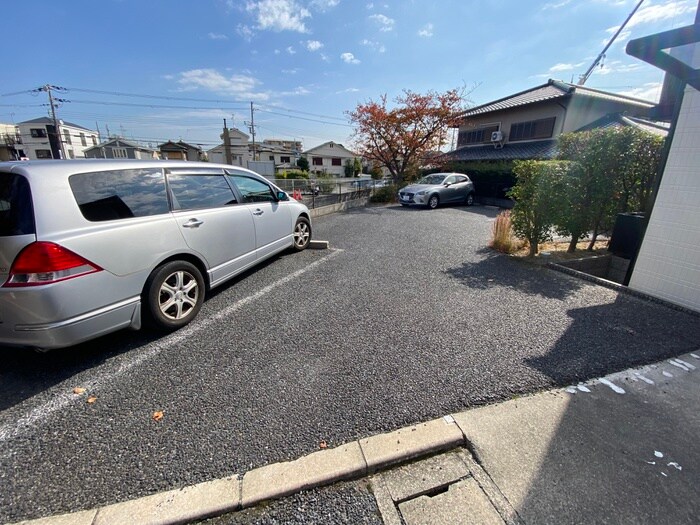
[144,261,205,330]
[293,217,311,250]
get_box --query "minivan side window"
[167,173,237,210]
[229,175,276,203]
[69,168,170,222]
[0,173,35,236]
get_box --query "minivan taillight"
[4,242,102,287]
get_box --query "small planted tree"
[509,160,571,256]
[296,156,309,172]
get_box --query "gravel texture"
[199,481,382,525]
[2,204,699,523]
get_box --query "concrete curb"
[308,239,330,250]
[10,416,464,525]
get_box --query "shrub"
[489,210,522,254]
[370,185,398,203]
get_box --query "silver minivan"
[0,160,312,350]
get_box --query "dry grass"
[489,210,525,254]
[513,239,609,263]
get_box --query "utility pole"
[223,118,233,165]
[578,0,645,85]
[249,101,256,161]
[40,84,66,159]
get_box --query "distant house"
[84,138,159,160]
[303,141,360,177]
[158,140,202,161]
[0,123,20,161]
[16,117,99,160]
[443,79,659,163]
[255,142,298,170]
[207,128,251,166]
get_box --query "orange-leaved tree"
[347,88,469,184]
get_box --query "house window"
[329,143,334,148]
[80,133,87,146]
[63,130,72,145]
[312,157,323,166]
[35,149,52,159]
[509,117,556,142]
[269,155,275,161]
[331,157,342,166]
[91,136,97,146]
[280,156,290,163]
[112,147,128,158]
[68,150,75,159]
[30,128,47,138]
[457,125,499,146]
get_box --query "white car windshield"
[418,175,447,185]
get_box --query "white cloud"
[606,1,696,33]
[208,32,229,40]
[320,53,330,62]
[366,2,374,8]
[310,0,339,11]
[246,0,311,33]
[369,13,395,32]
[617,82,663,102]
[306,40,324,51]
[274,49,281,54]
[549,61,585,72]
[287,46,297,54]
[336,87,360,94]
[282,68,299,74]
[418,23,433,38]
[237,24,255,41]
[176,68,269,101]
[280,86,311,96]
[341,52,360,64]
[542,0,573,8]
[361,38,386,53]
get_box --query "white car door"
[167,168,257,287]
[227,172,292,259]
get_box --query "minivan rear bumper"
[0,295,140,350]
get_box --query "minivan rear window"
[70,168,170,221]
[0,173,35,236]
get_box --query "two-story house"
[84,138,159,159]
[303,141,360,177]
[207,128,252,166]
[16,117,99,160]
[444,79,658,163]
[158,140,203,161]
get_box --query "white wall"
[629,42,700,312]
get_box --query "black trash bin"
[608,212,647,259]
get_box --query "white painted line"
[663,371,674,378]
[0,249,344,444]
[669,360,689,372]
[673,359,696,370]
[635,373,655,385]
[690,353,699,359]
[599,378,626,394]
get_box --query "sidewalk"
[373,350,700,524]
[13,351,700,525]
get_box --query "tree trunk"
[528,238,538,257]
[567,235,579,253]
[587,226,599,251]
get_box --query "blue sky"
[1,0,696,152]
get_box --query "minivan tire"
[292,217,311,251]
[144,261,205,331]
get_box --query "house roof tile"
[441,140,558,162]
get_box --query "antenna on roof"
[578,0,645,85]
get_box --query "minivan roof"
[0,159,259,178]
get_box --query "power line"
[65,86,252,105]
[257,109,352,127]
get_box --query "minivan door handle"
[182,218,204,228]
[252,209,264,216]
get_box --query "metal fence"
[271,178,384,209]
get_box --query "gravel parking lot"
[2,204,699,523]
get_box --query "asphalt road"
[2,204,699,523]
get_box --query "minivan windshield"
[0,173,34,236]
